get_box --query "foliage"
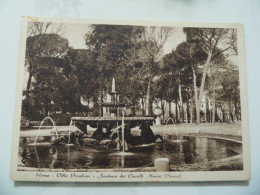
[22,23,240,124]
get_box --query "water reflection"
[49,147,57,169]
[19,137,242,169]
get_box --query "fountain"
[110,111,134,156]
[20,101,242,171]
[71,78,157,151]
[29,116,58,146]
[19,81,243,171]
[163,118,186,143]
[66,120,74,146]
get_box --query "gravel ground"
[151,122,242,141]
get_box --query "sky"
[61,23,186,55]
[61,24,237,68]
[62,23,91,50]
[60,23,237,65]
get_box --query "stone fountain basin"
[18,135,242,171]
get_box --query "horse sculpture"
[110,122,163,146]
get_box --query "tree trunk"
[161,99,165,120]
[177,104,180,122]
[197,52,212,124]
[100,90,103,117]
[192,66,199,124]
[25,69,33,117]
[175,99,178,123]
[238,101,241,120]
[26,70,33,97]
[42,99,49,117]
[212,84,216,123]
[204,97,207,122]
[185,103,188,123]
[190,96,193,123]
[229,98,233,122]
[132,96,136,116]
[234,101,238,121]
[168,101,172,119]
[87,99,90,116]
[132,104,136,116]
[141,98,145,116]
[178,83,183,122]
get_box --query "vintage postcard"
[10,16,250,182]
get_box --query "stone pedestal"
[154,158,169,172]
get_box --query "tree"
[154,63,179,121]
[24,22,68,117]
[72,49,100,115]
[218,63,240,122]
[183,28,237,123]
[206,52,227,123]
[84,25,145,116]
[161,41,206,123]
[29,53,81,116]
[140,26,174,115]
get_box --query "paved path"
[19,126,79,137]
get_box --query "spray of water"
[67,120,74,146]
[34,116,57,144]
[163,118,177,140]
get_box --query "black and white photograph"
[10,17,250,182]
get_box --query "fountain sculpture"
[71,78,162,150]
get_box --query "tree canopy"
[22,23,240,124]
